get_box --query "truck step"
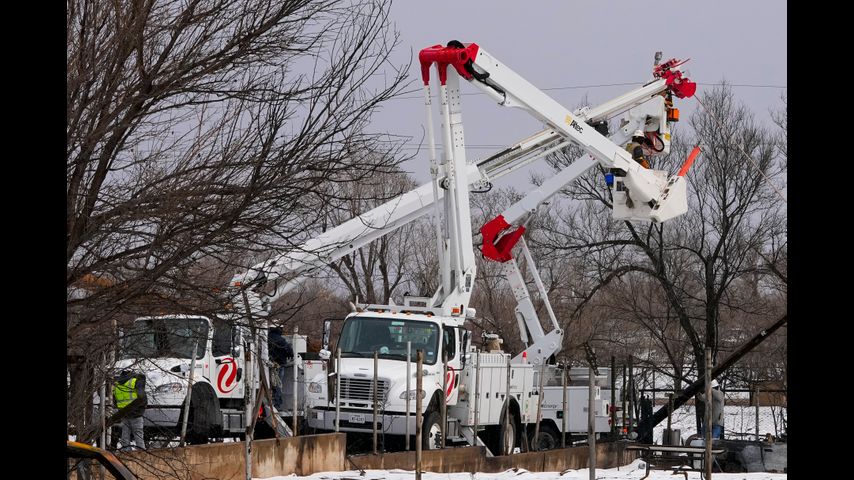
[267,404,294,437]
[460,426,493,457]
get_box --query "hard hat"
[633,130,645,138]
[710,379,719,388]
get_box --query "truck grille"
[340,377,389,402]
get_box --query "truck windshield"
[119,318,208,360]
[338,317,440,365]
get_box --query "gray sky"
[369,0,787,185]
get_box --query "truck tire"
[529,422,561,451]
[422,410,443,450]
[496,411,519,455]
[186,394,213,444]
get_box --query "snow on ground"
[256,459,786,480]
[652,405,786,444]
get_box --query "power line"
[692,95,787,204]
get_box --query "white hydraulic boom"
[231,42,697,328]
[417,42,697,366]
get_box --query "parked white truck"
[114,312,312,443]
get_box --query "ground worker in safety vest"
[113,369,147,450]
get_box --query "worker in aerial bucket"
[625,130,651,169]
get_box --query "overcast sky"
[369,0,787,185]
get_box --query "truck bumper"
[307,408,417,436]
[143,406,182,428]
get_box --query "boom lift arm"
[417,43,697,366]
[229,89,687,311]
[231,42,696,327]
[419,42,696,224]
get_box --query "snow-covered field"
[652,404,786,444]
[256,459,786,480]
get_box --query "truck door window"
[212,318,233,357]
[443,326,456,361]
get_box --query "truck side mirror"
[460,330,469,368]
[232,345,243,358]
[322,320,332,351]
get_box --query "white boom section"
[230,85,675,306]
[435,69,477,315]
[465,45,688,223]
[457,44,694,366]
[231,47,693,309]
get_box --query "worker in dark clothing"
[639,395,654,443]
[113,369,147,450]
[697,379,725,439]
[626,130,651,169]
[268,327,293,409]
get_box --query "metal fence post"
[610,356,616,436]
[588,366,596,480]
[705,349,713,479]
[179,341,199,446]
[416,350,423,480]
[621,364,627,436]
[667,393,674,444]
[628,356,634,436]
[533,361,545,450]
[754,382,760,442]
[406,341,411,451]
[442,351,448,448]
[561,366,567,449]
[505,360,513,454]
[373,350,379,455]
[335,348,341,433]
[293,350,299,436]
[473,351,480,446]
[99,353,107,480]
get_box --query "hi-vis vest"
[114,377,138,409]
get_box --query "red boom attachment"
[653,58,697,99]
[419,43,481,85]
[480,215,526,263]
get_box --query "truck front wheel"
[185,395,214,444]
[422,410,443,450]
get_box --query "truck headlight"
[399,389,425,400]
[308,382,323,393]
[155,382,185,393]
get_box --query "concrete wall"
[116,433,346,480]
[101,435,635,479]
[350,442,638,474]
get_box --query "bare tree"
[67,0,409,443]
[535,83,787,398]
[320,166,419,304]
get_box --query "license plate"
[349,413,366,424]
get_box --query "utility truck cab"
[115,314,307,444]
[307,309,465,439]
